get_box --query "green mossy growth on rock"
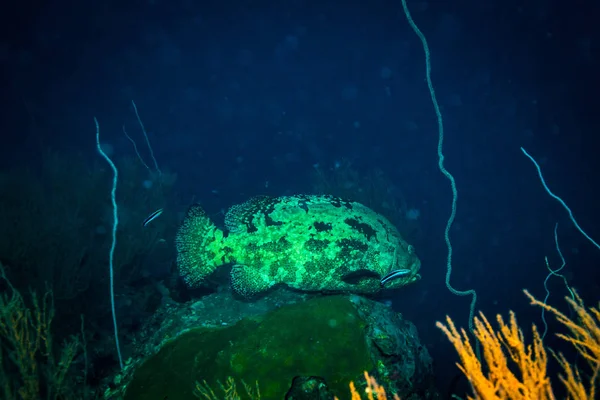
[124,295,374,399]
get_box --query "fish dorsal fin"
[225,195,273,233]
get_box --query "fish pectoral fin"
[341,269,380,285]
[230,264,276,298]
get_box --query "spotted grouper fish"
[175,194,421,297]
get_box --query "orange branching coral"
[341,371,400,400]
[438,290,600,400]
[525,290,599,399]
[437,311,553,400]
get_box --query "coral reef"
[0,150,180,390]
[121,294,438,400]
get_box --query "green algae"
[124,295,374,399]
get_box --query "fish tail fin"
[175,204,224,287]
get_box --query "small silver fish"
[380,269,411,287]
[143,208,163,227]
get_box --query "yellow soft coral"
[525,290,600,399]
[437,310,552,399]
[340,371,400,400]
[437,290,600,399]
[0,264,79,400]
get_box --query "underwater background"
[1,0,599,398]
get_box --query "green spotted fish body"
[175,195,421,297]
